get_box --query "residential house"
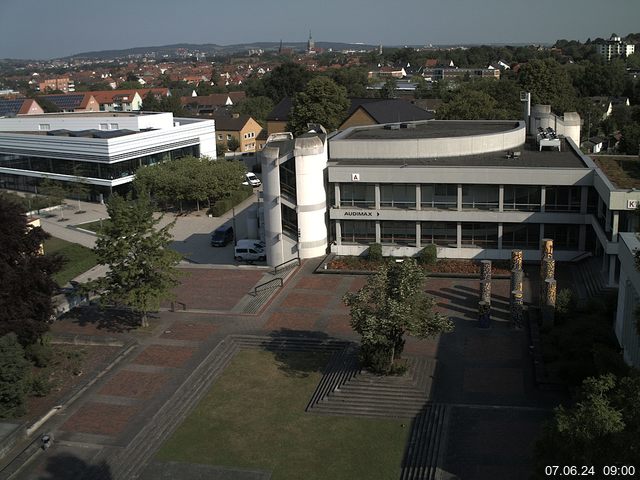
[597,34,635,61]
[181,92,246,116]
[213,113,263,153]
[39,93,100,112]
[0,98,44,117]
[38,77,74,93]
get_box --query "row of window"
[0,145,199,180]
[339,221,580,250]
[337,184,596,213]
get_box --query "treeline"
[132,156,253,214]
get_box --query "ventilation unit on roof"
[385,124,400,130]
[400,123,416,129]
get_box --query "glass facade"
[0,145,198,181]
[503,185,541,211]
[421,184,457,210]
[341,220,376,244]
[502,223,539,249]
[420,222,457,246]
[279,159,297,199]
[545,186,581,212]
[462,185,499,210]
[544,224,580,250]
[380,184,416,209]
[381,221,416,245]
[461,223,498,248]
[340,183,375,208]
[281,204,298,239]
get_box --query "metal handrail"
[253,278,283,295]
[274,257,300,274]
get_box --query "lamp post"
[232,205,237,245]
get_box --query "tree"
[517,58,577,113]
[233,96,274,125]
[0,196,62,346]
[226,136,240,152]
[287,76,349,135]
[343,259,453,373]
[257,62,313,102]
[379,78,398,99]
[0,334,30,418]
[437,90,500,120]
[329,67,369,97]
[140,91,160,111]
[38,179,67,220]
[534,373,640,474]
[619,123,640,155]
[88,192,181,327]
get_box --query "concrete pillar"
[580,186,588,214]
[480,260,492,281]
[539,224,545,247]
[334,183,341,207]
[541,258,555,281]
[457,184,463,211]
[456,222,462,249]
[510,250,523,271]
[415,184,421,211]
[415,222,421,248]
[605,208,611,232]
[612,211,619,242]
[579,224,586,251]
[544,278,557,308]
[609,255,617,287]
[375,184,380,210]
[541,238,553,259]
[597,196,603,219]
[498,185,504,212]
[335,221,342,246]
[497,223,503,250]
[511,290,524,328]
[480,280,491,304]
[540,186,546,213]
[375,221,381,244]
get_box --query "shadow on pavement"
[40,452,112,480]
[60,305,144,333]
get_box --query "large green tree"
[88,193,181,327]
[517,58,577,113]
[233,96,274,125]
[343,258,453,373]
[249,62,313,103]
[287,76,349,135]
[0,196,62,346]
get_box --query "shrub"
[368,243,383,262]
[0,334,30,418]
[25,341,53,368]
[208,186,254,217]
[417,244,438,266]
[27,372,52,397]
[555,288,576,322]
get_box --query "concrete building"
[0,111,216,201]
[597,34,635,61]
[614,233,640,368]
[213,113,263,153]
[38,77,74,93]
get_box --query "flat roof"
[330,138,588,169]
[593,156,640,189]
[344,121,520,140]
[8,112,151,119]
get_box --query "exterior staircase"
[571,256,616,305]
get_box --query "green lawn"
[44,237,98,286]
[156,350,409,480]
[76,219,111,233]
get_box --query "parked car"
[236,239,265,251]
[211,225,234,247]
[242,172,261,188]
[234,246,266,262]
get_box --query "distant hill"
[64,41,380,60]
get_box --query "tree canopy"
[87,192,181,327]
[343,258,453,373]
[0,196,61,346]
[517,58,577,113]
[247,62,313,103]
[287,76,349,135]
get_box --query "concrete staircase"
[233,261,301,314]
[571,257,616,304]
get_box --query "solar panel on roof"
[0,99,25,116]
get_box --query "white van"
[234,246,266,262]
[236,239,265,251]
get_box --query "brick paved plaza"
[15,262,561,480]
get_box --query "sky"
[0,0,639,59]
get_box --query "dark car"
[211,225,234,247]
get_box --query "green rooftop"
[594,155,640,189]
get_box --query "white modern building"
[615,233,640,368]
[0,112,216,200]
[597,34,635,61]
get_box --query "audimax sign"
[341,210,380,217]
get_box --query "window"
[502,223,539,249]
[503,185,541,211]
[217,134,223,140]
[380,184,416,209]
[462,185,499,210]
[461,223,498,249]
[544,224,579,250]
[421,222,457,246]
[99,123,108,130]
[38,124,50,131]
[545,186,581,212]
[109,123,119,130]
[381,221,416,245]
[226,134,232,141]
[281,204,298,239]
[341,220,376,244]
[341,183,375,208]
[421,184,457,210]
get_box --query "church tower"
[307,30,315,54]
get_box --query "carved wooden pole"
[510,249,523,271]
[511,289,524,329]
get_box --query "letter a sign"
[351,173,360,182]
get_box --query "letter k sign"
[351,173,360,181]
